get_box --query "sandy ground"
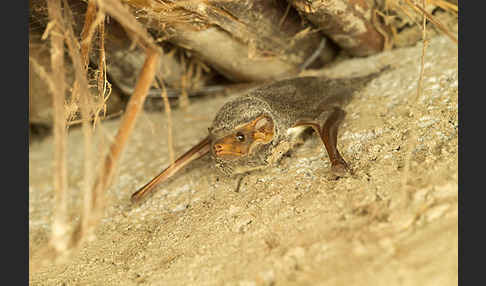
[29,34,458,285]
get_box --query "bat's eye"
[235,132,245,142]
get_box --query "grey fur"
[208,69,387,175]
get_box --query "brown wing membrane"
[131,136,211,203]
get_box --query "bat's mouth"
[215,151,244,156]
[213,143,245,159]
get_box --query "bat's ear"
[252,115,274,144]
[254,116,273,131]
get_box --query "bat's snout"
[212,141,245,158]
[213,143,223,153]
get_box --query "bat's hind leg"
[320,107,349,175]
[295,107,350,176]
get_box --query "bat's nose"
[214,144,224,153]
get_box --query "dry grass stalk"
[389,0,423,28]
[428,0,458,13]
[29,57,58,98]
[78,1,111,130]
[31,0,161,267]
[80,0,98,70]
[415,5,428,102]
[278,2,292,28]
[95,0,158,51]
[402,0,429,192]
[156,78,175,166]
[85,0,161,203]
[69,0,161,248]
[179,77,189,108]
[93,14,109,129]
[372,9,395,51]
[61,0,97,246]
[80,12,106,68]
[88,49,160,219]
[46,0,69,254]
[97,18,106,97]
[66,110,123,126]
[399,0,458,44]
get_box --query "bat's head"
[208,96,278,175]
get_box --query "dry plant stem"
[290,0,385,56]
[29,57,58,97]
[416,14,428,102]
[299,38,327,72]
[157,79,175,166]
[66,110,123,126]
[179,73,190,109]
[80,85,95,243]
[393,0,423,28]
[181,57,195,108]
[80,10,106,67]
[97,19,106,96]
[403,0,458,44]
[80,0,98,70]
[143,82,254,99]
[279,2,292,28]
[61,0,96,244]
[93,49,160,209]
[372,9,394,51]
[429,0,458,12]
[79,0,159,230]
[41,21,56,40]
[94,17,107,128]
[402,0,428,190]
[46,0,69,253]
[95,0,158,51]
[32,0,161,265]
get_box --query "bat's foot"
[330,159,351,177]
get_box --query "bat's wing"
[131,136,211,203]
